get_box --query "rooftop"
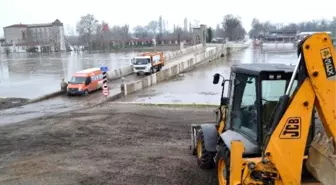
[77,68,100,74]
[231,63,296,75]
[4,19,63,28]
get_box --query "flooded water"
[0,51,145,99]
[119,47,299,104]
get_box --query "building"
[2,19,66,52]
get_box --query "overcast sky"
[1,0,335,36]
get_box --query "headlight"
[78,87,82,91]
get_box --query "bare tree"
[133,26,148,38]
[109,25,129,48]
[76,14,99,46]
[121,24,129,47]
[174,26,183,44]
[65,24,75,36]
[215,24,225,38]
[95,21,110,49]
[146,20,158,37]
[222,14,246,41]
[206,27,213,43]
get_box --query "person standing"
[60,78,68,92]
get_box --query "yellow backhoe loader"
[190,32,336,185]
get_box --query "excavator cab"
[213,64,318,185]
[190,63,315,169]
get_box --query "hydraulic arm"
[233,32,336,185]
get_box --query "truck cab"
[131,52,164,75]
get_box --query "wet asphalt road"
[0,48,207,125]
[117,47,299,105]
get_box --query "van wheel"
[84,89,89,96]
[150,67,155,74]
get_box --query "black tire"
[191,127,200,156]
[83,89,89,96]
[216,144,230,185]
[136,72,140,76]
[196,130,216,169]
[150,67,155,74]
[192,147,197,155]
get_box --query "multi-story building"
[2,19,66,52]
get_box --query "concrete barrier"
[27,90,64,104]
[164,44,203,60]
[106,44,204,80]
[107,65,133,80]
[123,43,249,96]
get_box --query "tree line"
[71,13,336,50]
[249,17,336,38]
[72,13,249,50]
[73,14,191,50]
[214,14,247,41]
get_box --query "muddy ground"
[0,103,219,185]
[0,98,28,110]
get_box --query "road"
[0,48,206,125]
[117,47,298,105]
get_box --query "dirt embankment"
[0,104,218,185]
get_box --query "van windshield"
[69,76,86,84]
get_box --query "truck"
[131,52,164,75]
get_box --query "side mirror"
[213,73,220,84]
[221,97,229,106]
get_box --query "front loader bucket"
[305,130,336,185]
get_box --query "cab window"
[261,79,298,131]
[231,74,258,141]
[135,58,150,65]
[85,77,91,85]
